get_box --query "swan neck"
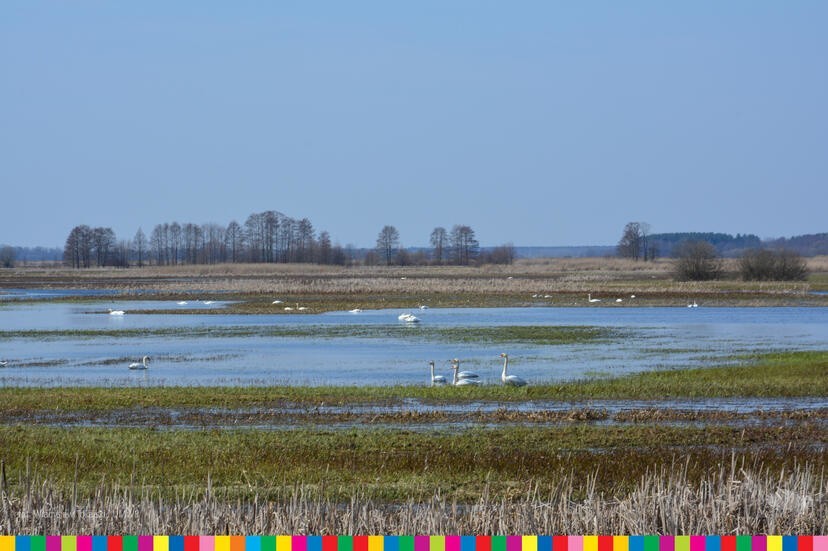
[502,356,508,377]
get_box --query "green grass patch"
[0,423,822,501]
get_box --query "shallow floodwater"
[0,299,827,387]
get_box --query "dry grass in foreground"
[0,457,823,535]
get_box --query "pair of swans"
[398,312,420,323]
[428,359,478,386]
[428,354,527,387]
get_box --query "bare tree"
[449,225,479,265]
[317,231,332,264]
[225,221,243,263]
[133,228,147,267]
[740,248,808,281]
[376,225,400,265]
[430,227,447,265]
[0,246,15,268]
[64,225,93,268]
[674,241,722,281]
[617,222,642,261]
[296,218,315,263]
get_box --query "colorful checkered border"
[0,536,825,551]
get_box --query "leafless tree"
[317,231,332,264]
[449,225,479,265]
[225,221,243,263]
[133,228,147,267]
[64,225,93,268]
[617,222,642,261]
[376,225,400,265]
[740,248,808,281]
[430,227,447,265]
[674,241,722,281]
[0,246,14,268]
[296,218,315,262]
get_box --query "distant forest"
[1,220,827,266]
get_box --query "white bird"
[297,306,308,311]
[588,294,601,303]
[687,300,699,308]
[419,305,429,310]
[0,361,8,367]
[499,353,527,387]
[452,358,479,380]
[429,361,447,385]
[349,308,363,313]
[451,361,480,386]
[615,298,623,303]
[398,313,420,323]
[202,300,215,305]
[272,300,283,304]
[177,301,188,306]
[108,309,125,316]
[128,355,150,370]
[284,307,294,311]
[630,294,636,298]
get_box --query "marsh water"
[0,296,826,386]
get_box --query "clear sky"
[2,1,826,248]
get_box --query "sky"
[1,2,827,248]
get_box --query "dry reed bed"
[1,457,824,534]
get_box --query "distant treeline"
[648,232,762,258]
[57,210,512,268]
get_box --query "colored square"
[492,537,506,551]
[568,537,583,551]
[767,537,781,551]
[16,537,31,551]
[46,537,61,551]
[138,537,153,551]
[799,537,813,551]
[320,538,336,551]
[597,536,612,551]
[445,537,460,551]
[629,537,644,551]
[398,537,413,551]
[183,537,197,551]
[248,538,263,551]
[368,537,383,551]
[230,537,245,551]
[200,538,215,551]
[752,537,767,551]
[92,539,107,551]
[77,536,92,551]
[384,538,399,551]
[615,537,629,551]
[154,537,168,551]
[352,537,367,551]
[477,537,491,551]
[337,538,352,551]
[506,537,521,551]
[661,536,675,551]
[524,536,538,551]
[813,537,827,551]
[781,538,796,551]
[430,537,444,551]
[110,536,125,551]
[31,538,46,551]
[706,537,721,551]
[675,537,689,551]
[170,537,184,551]
[690,536,705,551]
[461,538,476,551]
[736,536,751,551]
[414,537,429,551]
[292,537,307,551]
[583,536,597,551]
[553,536,568,551]
[0,537,14,551]
[538,537,552,551]
[262,538,276,551]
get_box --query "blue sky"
[2,2,826,248]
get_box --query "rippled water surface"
[1,298,826,386]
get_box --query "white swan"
[349,308,363,313]
[272,300,283,304]
[452,358,479,380]
[128,355,150,370]
[429,361,447,385]
[499,353,527,387]
[615,298,623,303]
[451,361,480,386]
[0,361,8,367]
[108,309,125,316]
[284,307,294,311]
[688,300,698,308]
[398,313,420,323]
[588,294,601,303]
[176,301,188,306]
[202,300,215,305]
[419,305,429,310]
